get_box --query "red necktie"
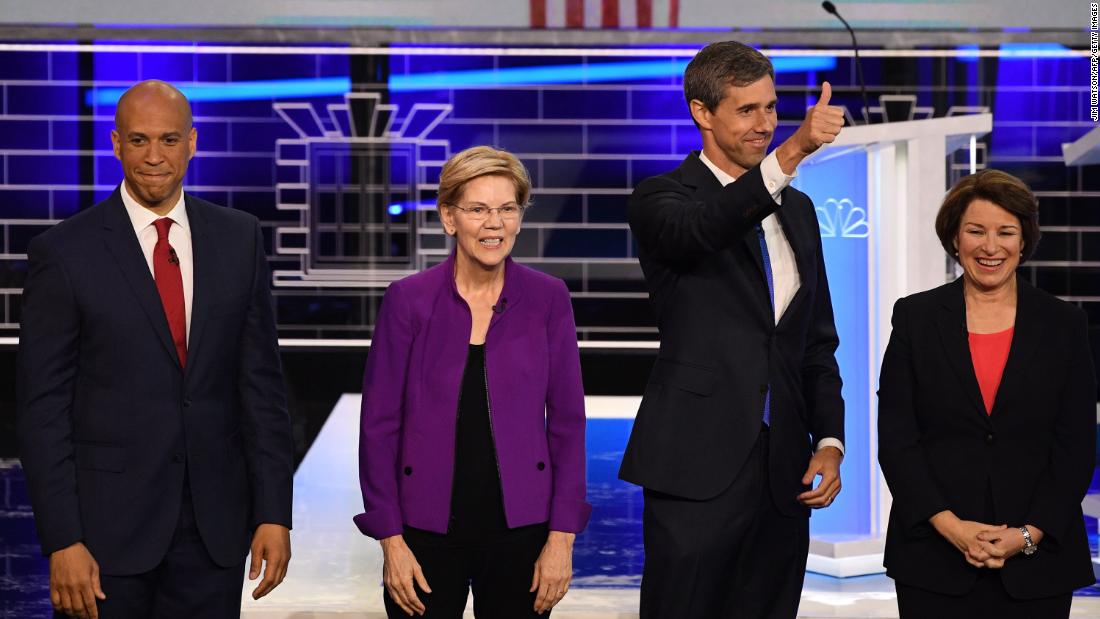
[153,218,187,368]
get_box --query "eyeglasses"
[448,203,526,221]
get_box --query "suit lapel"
[681,151,772,309]
[183,197,218,376]
[934,278,991,423]
[99,189,182,370]
[989,277,1044,416]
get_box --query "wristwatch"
[1019,526,1037,556]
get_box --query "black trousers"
[54,480,245,619]
[385,523,549,619]
[640,425,809,619]
[896,571,1072,619]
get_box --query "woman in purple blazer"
[354,146,591,618]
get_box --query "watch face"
[1022,544,1037,556]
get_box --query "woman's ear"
[439,205,455,236]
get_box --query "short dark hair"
[934,169,1041,264]
[683,41,775,112]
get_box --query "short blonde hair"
[436,146,531,210]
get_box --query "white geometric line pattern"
[272,93,453,289]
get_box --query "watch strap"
[1020,526,1037,555]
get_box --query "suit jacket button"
[537,461,546,471]
[985,433,995,445]
[173,453,185,463]
[759,385,768,394]
[404,466,413,476]
[182,398,192,408]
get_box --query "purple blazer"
[353,252,591,540]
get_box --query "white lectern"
[795,114,994,577]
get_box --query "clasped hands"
[930,510,1041,569]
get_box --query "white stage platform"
[239,395,1100,618]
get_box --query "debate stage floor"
[240,395,1100,618]
[4,395,1100,618]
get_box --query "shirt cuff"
[815,437,845,458]
[760,150,796,204]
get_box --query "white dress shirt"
[120,181,194,343]
[698,151,844,456]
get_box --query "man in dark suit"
[619,41,846,618]
[17,80,294,619]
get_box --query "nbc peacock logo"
[815,198,869,239]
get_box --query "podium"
[792,114,993,577]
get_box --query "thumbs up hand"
[776,81,846,174]
[816,81,834,107]
[799,81,845,154]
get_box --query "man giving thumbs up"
[620,40,847,619]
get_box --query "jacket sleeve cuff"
[353,507,404,540]
[250,492,294,530]
[1026,508,1069,553]
[35,508,84,557]
[548,498,592,534]
[38,529,83,557]
[901,500,950,536]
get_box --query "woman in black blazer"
[878,169,1096,617]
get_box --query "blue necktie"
[756,223,774,426]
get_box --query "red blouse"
[968,327,1014,415]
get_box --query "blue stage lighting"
[82,58,840,104]
[85,77,352,106]
[957,42,1072,63]
[999,42,1070,58]
[83,56,840,105]
[770,56,839,73]
[387,204,404,216]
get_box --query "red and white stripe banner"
[531,0,680,28]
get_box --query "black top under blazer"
[878,276,1096,598]
[618,152,845,516]
[16,189,294,575]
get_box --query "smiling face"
[440,174,522,272]
[111,82,196,212]
[691,75,777,177]
[955,198,1025,293]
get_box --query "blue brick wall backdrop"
[2,41,1100,607]
[0,45,1096,349]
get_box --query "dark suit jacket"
[618,152,845,516]
[878,276,1096,598]
[16,188,294,575]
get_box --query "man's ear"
[111,129,122,161]
[689,99,713,131]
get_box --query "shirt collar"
[120,180,190,236]
[698,151,738,187]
